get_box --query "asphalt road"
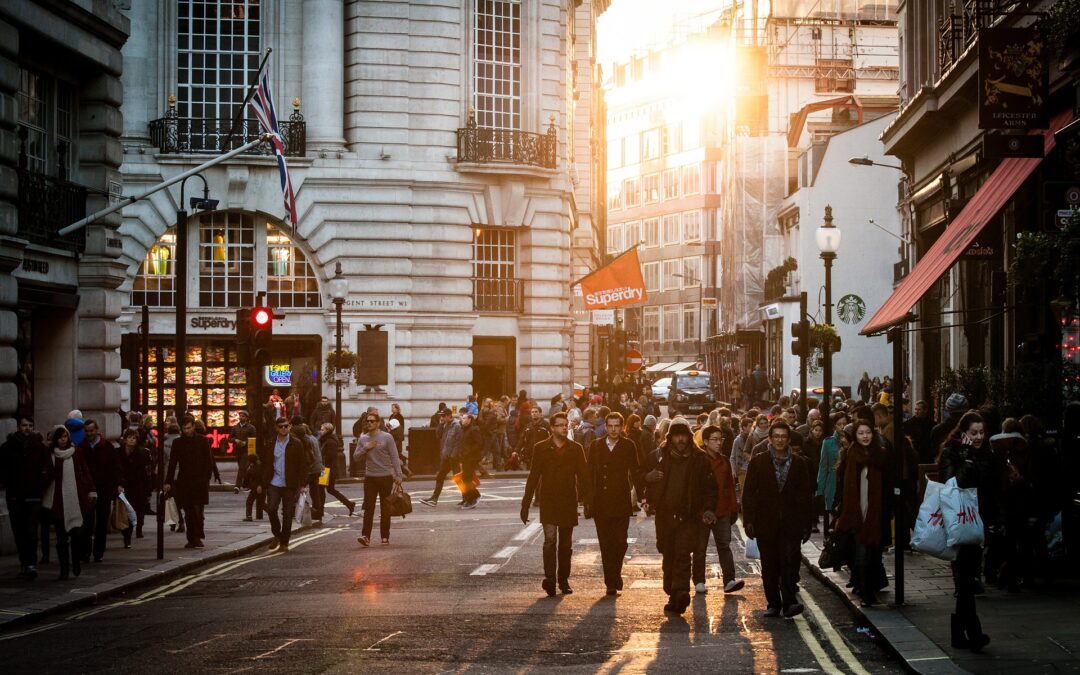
[1,478,903,674]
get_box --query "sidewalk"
[0,490,352,630]
[802,532,1080,674]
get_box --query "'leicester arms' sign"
[979,25,1047,130]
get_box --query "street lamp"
[848,156,904,170]
[329,261,349,441]
[815,206,841,436]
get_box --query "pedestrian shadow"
[643,613,691,674]
[454,593,568,673]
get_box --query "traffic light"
[609,330,626,372]
[790,320,808,358]
[250,305,273,366]
[235,308,252,364]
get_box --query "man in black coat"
[585,412,645,595]
[520,412,592,596]
[742,419,814,618]
[516,406,551,468]
[79,418,122,562]
[644,417,718,614]
[166,415,215,549]
[0,418,52,579]
[257,416,308,552]
[229,410,258,497]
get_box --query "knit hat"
[643,414,657,429]
[945,393,968,413]
[666,417,692,439]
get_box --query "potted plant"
[809,322,841,353]
[325,349,356,384]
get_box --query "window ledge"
[153,154,315,168]
[453,162,558,179]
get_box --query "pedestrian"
[259,417,307,553]
[516,404,551,469]
[230,410,257,497]
[283,392,303,420]
[643,417,718,615]
[309,395,336,432]
[319,423,356,517]
[577,409,598,455]
[994,418,1031,592]
[353,411,403,546]
[742,419,814,618]
[937,411,995,651]
[420,409,461,507]
[857,372,872,404]
[520,412,591,596]
[165,415,215,549]
[292,418,325,526]
[0,417,52,579]
[478,398,497,476]
[930,392,968,453]
[730,415,755,507]
[42,426,96,580]
[584,412,644,595]
[79,419,121,563]
[697,424,745,595]
[750,364,769,405]
[903,399,935,464]
[816,411,849,533]
[117,428,152,547]
[242,445,266,522]
[833,419,893,606]
[493,399,509,470]
[458,411,485,508]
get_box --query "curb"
[800,541,968,675]
[0,525,313,632]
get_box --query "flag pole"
[221,47,273,153]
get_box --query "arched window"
[131,212,322,309]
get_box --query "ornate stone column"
[0,20,21,438]
[302,0,346,153]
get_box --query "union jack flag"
[248,63,298,227]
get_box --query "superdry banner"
[577,247,648,310]
[979,25,1048,129]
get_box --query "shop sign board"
[341,295,412,311]
[265,364,292,387]
[979,25,1048,129]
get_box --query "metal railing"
[473,277,524,313]
[457,111,557,169]
[149,99,305,157]
[16,168,87,251]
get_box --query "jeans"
[656,513,697,598]
[325,464,355,511]
[542,524,574,585]
[595,516,630,591]
[246,488,266,519]
[695,515,737,584]
[429,456,457,502]
[307,476,325,521]
[362,476,395,540]
[181,502,205,544]
[83,495,112,561]
[7,499,41,569]
[54,522,82,575]
[759,534,802,609]
[266,485,297,546]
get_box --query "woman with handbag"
[118,428,152,546]
[937,411,996,652]
[42,426,96,580]
[833,420,892,607]
[319,423,356,517]
[816,411,849,534]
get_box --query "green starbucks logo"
[837,294,866,325]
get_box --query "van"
[667,370,717,416]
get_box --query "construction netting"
[769,0,897,21]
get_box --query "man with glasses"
[520,412,591,596]
[258,418,307,553]
[697,425,745,595]
[353,413,403,546]
[420,409,461,507]
[741,419,814,618]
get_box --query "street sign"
[592,309,615,325]
[624,349,643,372]
[702,297,718,307]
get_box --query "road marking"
[166,633,236,654]
[470,564,499,576]
[800,585,872,675]
[512,521,542,541]
[251,638,311,660]
[793,614,844,675]
[365,630,404,651]
[492,546,519,559]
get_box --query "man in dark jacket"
[166,415,216,548]
[644,417,718,614]
[229,410,258,497]
[742,419,814,618]
[516,406,551,468]
[930,393,968,457]
[80,418,122,562]
[520,412,592,596]
[421,409,461,507]
[585,412,644,595]
[904,399,935,464]
[459,412,485,508]
[1,418,52,579]
[309,396,336,432]
[258,417,308,553]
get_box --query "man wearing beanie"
[930,393,968,454]
[644,417,717,614]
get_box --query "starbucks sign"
[837,294,866,325]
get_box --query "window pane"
[473,0,521,131]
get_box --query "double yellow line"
[0,527,343,642]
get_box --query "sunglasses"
[277,423,291,428]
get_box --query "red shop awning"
[862,110,1073,336]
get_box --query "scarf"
[42,446,84,533]
[769,445,792,491]
[837,444,883,546]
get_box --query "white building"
[770,113,900,397]
[115,0,602,448]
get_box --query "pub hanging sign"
[979,24,1048,130]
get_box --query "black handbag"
[387,482,413,518]
[818,529,853,571]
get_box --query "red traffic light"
[252,307,272,326]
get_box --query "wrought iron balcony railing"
[149,96,305,157]
[457,111,557,169]
[473,277,524,313]
[16,168,87,252]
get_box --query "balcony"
[149,97,305,157]
[16,168,87,252]
[456,112,557,170]
[937,0,1001,77]
[473,277,524,313]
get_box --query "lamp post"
[329,262,348,440]
[175,174,218,422]
[815,206,841,435]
